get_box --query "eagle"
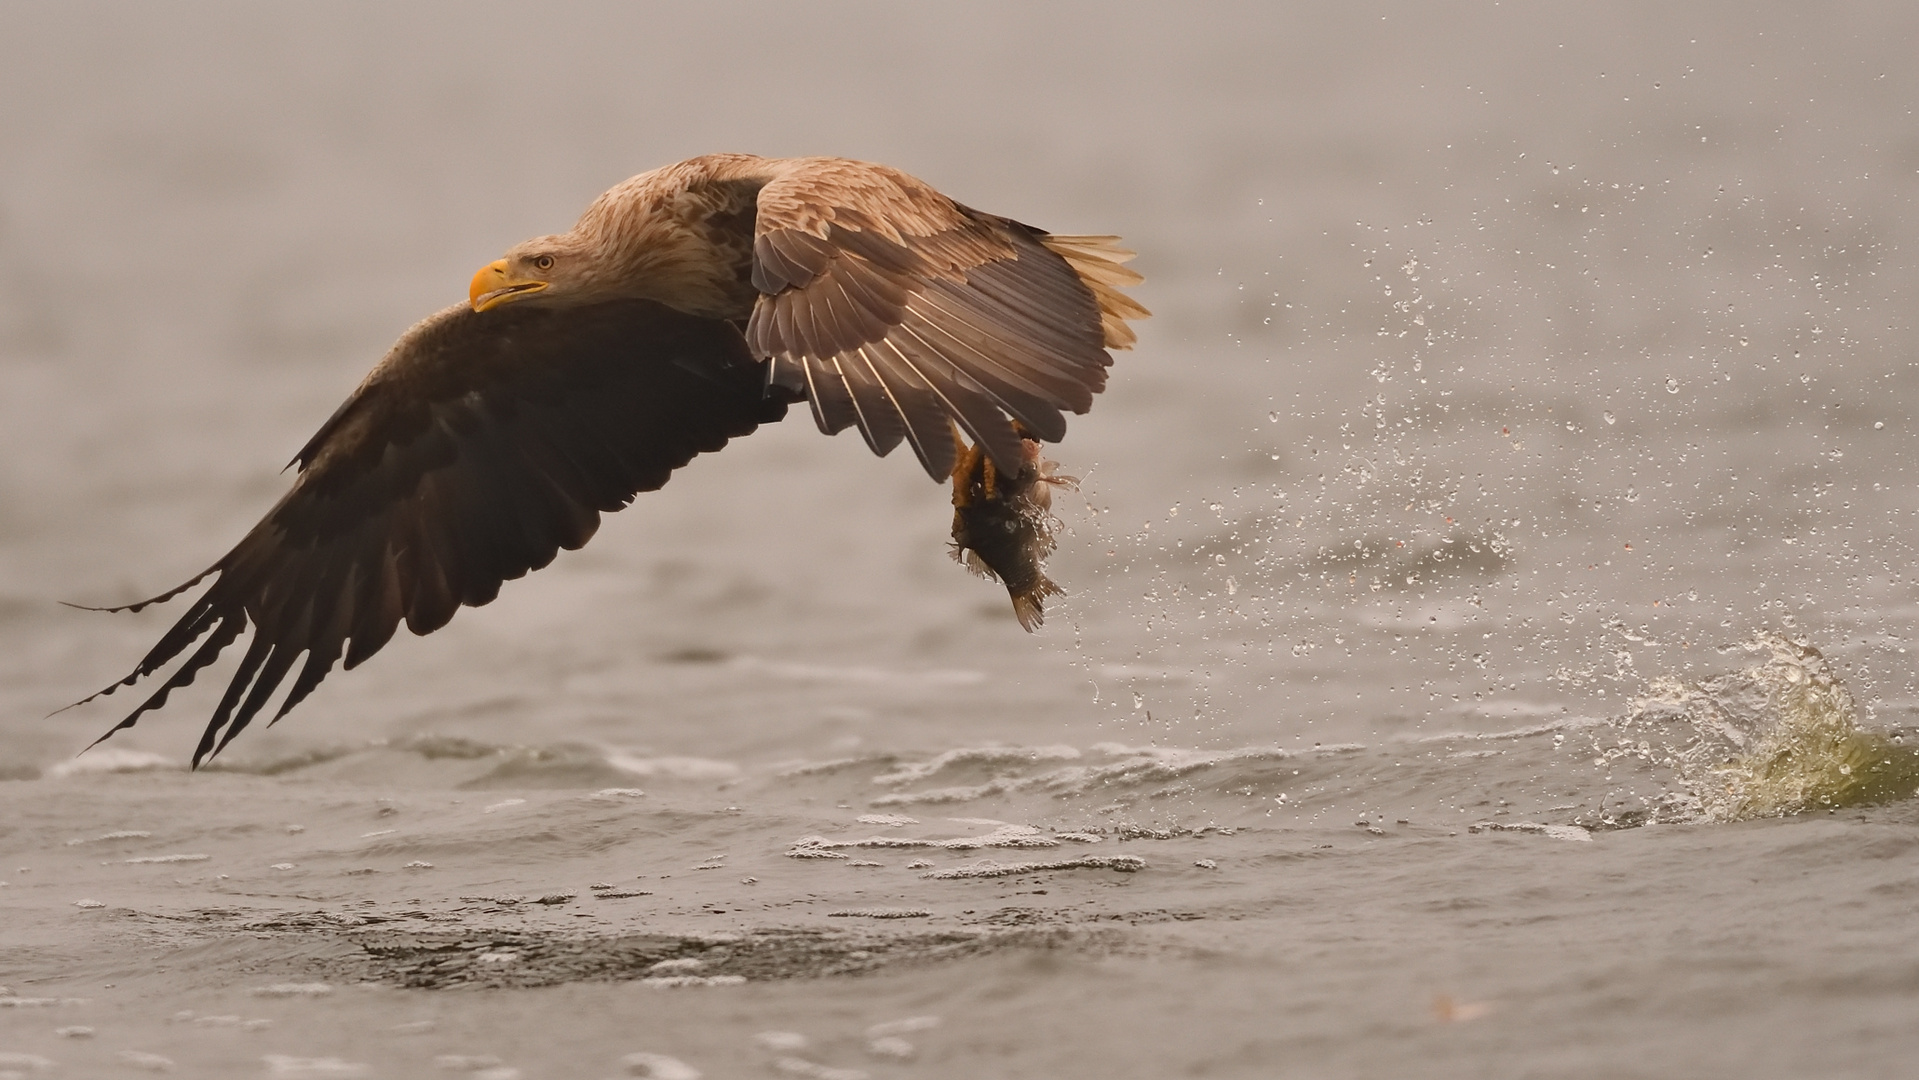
[67,154,1148,767]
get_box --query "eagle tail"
[1039,234,1150,349]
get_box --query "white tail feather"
[1040,234,1150,349]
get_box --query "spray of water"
[1614,633,1919,821]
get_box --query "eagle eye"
[532,254,556,272]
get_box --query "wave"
[19,636,1912,836]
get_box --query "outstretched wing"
[76,298,786,766]
[744,158,1147,481]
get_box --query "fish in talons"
[950,426,1077,631]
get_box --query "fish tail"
[1010,575,1065,632]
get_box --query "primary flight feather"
[69,153,1147,766]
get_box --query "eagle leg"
[949,425,984,509]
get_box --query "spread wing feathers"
[1036,235,1150,349]
[745,161,1147,481]
[74,299,785,766]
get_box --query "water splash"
[1618,633,1919,820]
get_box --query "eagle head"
[469,233,598,312]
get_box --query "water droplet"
[1132,692,1145,710]
[1268,411,1280,422]
[1603,411,1616,425]
[1875,421,1885,430]
[1226,576,1238,596]
[1664,377,1679,394]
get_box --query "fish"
[949,432,1079,631]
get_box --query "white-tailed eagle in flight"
[68,154,1147,766]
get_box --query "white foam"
[64,830,152,845]
[752,1032,809,1052]
[251,983,332,997]
[787,824,1056,856]
[47,749,178,777]
[263,1057,370,1078]
[619,1052,701,1079]
[116,1050,174,1072]
[865,1037,915,1060]
[640,975,746,988]
[186,1014,270,1030]
[433,1055,503,1071]
[865,1015,940,1039]
[869,781,1016,806]
[125,854,209,864]
[605,755,740,781]
[863,743,1322,806]
[920,855,1145,879]
[783,846,849,860]
[1467,821,1593,842]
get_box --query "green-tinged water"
[1618,635,1919,821]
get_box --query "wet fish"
[949,435,1078,631]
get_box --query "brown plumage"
[71,154,1147,765]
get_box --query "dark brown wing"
[75,298,786,766]
[744,159,1146,481]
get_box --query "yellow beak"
[469,259,549,312]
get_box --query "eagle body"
[73,154,1147,765]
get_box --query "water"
[5,3,1919,1077]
